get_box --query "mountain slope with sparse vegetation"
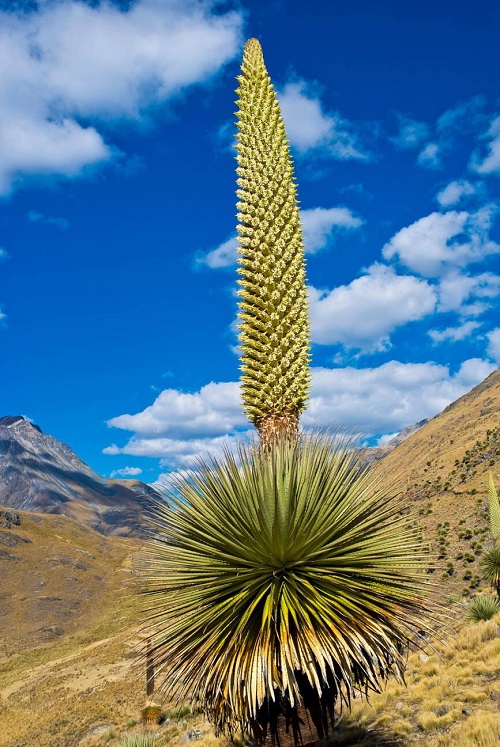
[0,369,499,746]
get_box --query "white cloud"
[375,432,399,446]
[0,307,6,325]
[197,236,237,269]
[0,247,7,259]
[391,116,430,149]
[417,142,442,169]
[28,209,69,230]
[487,328,500,364]
[104,357,497,467]
[301,207,363,254]
[382,207,500,277]
[436,179,477,208]
[303,358,496,435]
[437,270,500,314]
[278,80,372,160]
[0,0,243,194]
[198,206,363,268]
[109,466,143,478]
[107,381,246,439]
[437,97,486,134]
[107,432,254,469]
[309,264,437,351]
[428,320,482,344]
[470,116,500,176]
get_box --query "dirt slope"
[375,367,500,598]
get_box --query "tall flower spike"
[235,38,311,445]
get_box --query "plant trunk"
[257,410,300,448]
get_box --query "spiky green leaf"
[467,594,500,623]
[480,546,500,586]
[139,434,435,740]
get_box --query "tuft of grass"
[119,735,165,747]
[467,595,500,622]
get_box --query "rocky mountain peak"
[0,415,42,433]
[0,416,157,536]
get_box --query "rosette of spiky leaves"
[139,434,434,745]
[480,547,500,600]
[467,594,500,623]
[235,38,311,444]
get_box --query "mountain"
[364,418,429,464]
[376,368,500,495]
[375,367,500,596]
[0,416,158,536]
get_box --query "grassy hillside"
[375,368,500,600]
[0,510,145,747]
[1,370,499,745]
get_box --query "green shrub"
[119,735,164,747]
[141,704,163,727]
[467,595,500,622]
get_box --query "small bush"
[480,546,500,590]
[467,595,500,622]
[119,736,164,747]
[141,704,163,727]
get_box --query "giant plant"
[142,434,433,743]
[140,39,434,747]
[480,472,500,599]
[235,38,310,446]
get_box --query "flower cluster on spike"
[235,38,311,441]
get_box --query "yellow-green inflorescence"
[235,38,311,436]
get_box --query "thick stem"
[257,410,300,448]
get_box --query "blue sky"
[1,0,499,483]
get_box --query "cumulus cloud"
[470,116,500,176]
[391,115,430,150]
[303,358,496,435]
[417,142,442,170]
[437,97,487,134]
[301,207,363,253]
[382,207,500,277]
[437,270,500,314]
[197,236,237,269]
[278,80,372,160]
[104,358,497,468]
[106,432,255,469]
[197,206,363,268]
[109,466,143,478]
[28,209,69,230]
[309,264,437,351]
[0,0,242,194]
[428,320,482,344]
[107,381,246,439]
[487,328,500,364]
[436,180,478,208]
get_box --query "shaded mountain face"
[0,416,156,536]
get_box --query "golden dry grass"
[1,368,500,746]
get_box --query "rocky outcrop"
[0,416,157,536]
